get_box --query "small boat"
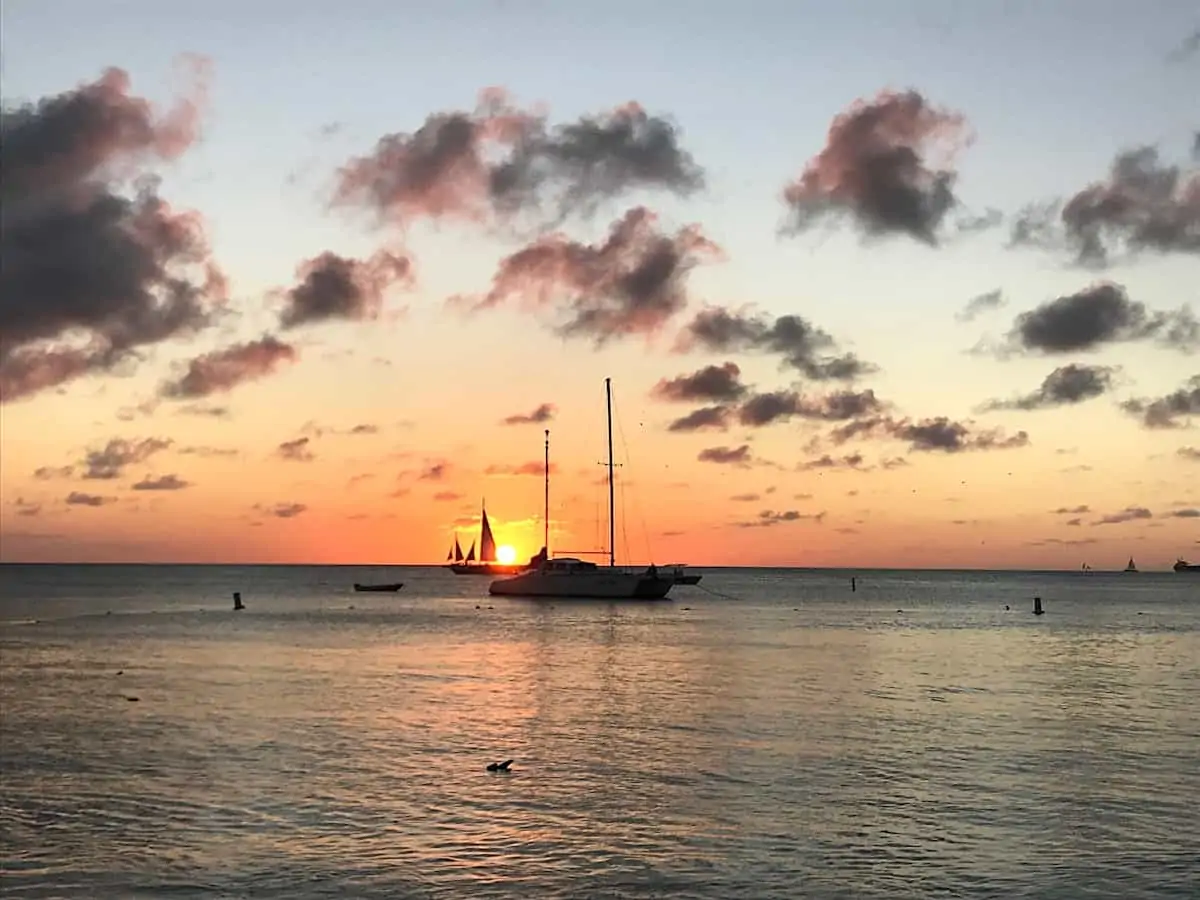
[1175,559,1200,573]
[352,582,404,592]
[664,564,702,585]
[489,380,674,601]
[1124,557,1138,573]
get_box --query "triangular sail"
[480,504,497,562]
[466,540,476,562]
[454,536,464,562]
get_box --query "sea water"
[1,564,1197,898]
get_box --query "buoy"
[851,577,857,592]
[1033,596,1044,616]
[232,591,245,611]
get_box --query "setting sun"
[496,545,517,565]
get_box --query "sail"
[466,540,476,562]
[454,536,464,562]
[480,505,497,562]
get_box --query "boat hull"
[353,582,403,592]
[488,571,673,599]
[448,563,526,576]
[1175,563,1200,573]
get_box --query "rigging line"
[611,386,653,564]
[693,582,744,602]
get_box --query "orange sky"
[2,10,1197,570]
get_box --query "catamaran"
[488,379,675,600]
[446,501,526,576]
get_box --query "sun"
[496,545,517,565]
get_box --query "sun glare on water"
[497,545,517,565]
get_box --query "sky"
[1,0,1197,569]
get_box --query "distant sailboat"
[447,501,526,576]
[1124,557,1138,573]
[1174,558,1200,573]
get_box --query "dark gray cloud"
[994,283,1198,356]
[734,509,827,528]
[334,89,704,230]
[829,415,1030,453]
[677,306,875,380]
[799,453,865,470]
[667,405,732,432]
[652,362,747,403]
[1010,146,1200,266]
[980,364,1117,412]
[956,289,1005,323]
[132,474,190,491]
[277,437,314,462]
[501,403,556,425]
[418,462,448,481]
[1169,508,1200,518]
[1120,374,1200,429]
[1053,505,1090,514]
[737,389,884,427]
[1093,506,1152,526]
[159,336,298,399]
[1180,446,1200,461]
[65,491,114,507]
[259,502,306,519]
[697,445,753,466]
[279,250,413,328]
[467,206,720,344]
[1166,28,1200,63]
[782,89,969,245]
[0,62,226,405]
[79,437,172,479]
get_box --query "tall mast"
[543,428,550,555]
[605,377,615,568]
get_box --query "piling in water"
[1033,596,1044,616]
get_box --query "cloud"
[1168,508,1200,518]
[465,207,721,344]
[830,415,1029,453]
[276,437,314,461]
[12,497,42,517]
[278,249,413,328]
[65,491,114,507]
[266,502,306,519]
[485,461,556,476]
[697,445,753,467]
[651,362,747,403]
[992,283,1198,356]
[1053,505,1091,514]
[1093,506,1152,525]
[1180,446,1200,461]
[735,509,827,528]
[1166,28,1200,63]
[33,465,75,480]
[781,89,970,245]
[419,462,448,481]
[78,437,172,479]
[0,60,227,405]
[956,289,1005,323]
[178,445,238,457]
[348,424,378,435]
[798,453,866,470]
[176,403,228,418]
[1120,374,1200,429]
[132,474,190,490]
[979,364,1117,412]
[159,335,297,399]
[1009,145,1200,266]
[501,403,556,425]
[730,492,760,502]
[737,389,884,427]
[333,89,704,231]
[667,405,733,432]
[677,306,874,380]
[432,490,463,502]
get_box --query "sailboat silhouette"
[446,501,526,576]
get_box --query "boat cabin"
[540,557,599,573]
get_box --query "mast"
[605,377,615,568]
[544,429,550,555]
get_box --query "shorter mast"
[605,377,615,568]
[544,429,550,556]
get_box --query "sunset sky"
[1,0,1197,569]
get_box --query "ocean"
[0,564,1197,899]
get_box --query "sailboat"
[1173,558,1199,573]
[1124,557,1138,573]
[488,379,675,600]
[447,501,525,576]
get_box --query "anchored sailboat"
[447,501,525,575]
[488,379,675,600]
